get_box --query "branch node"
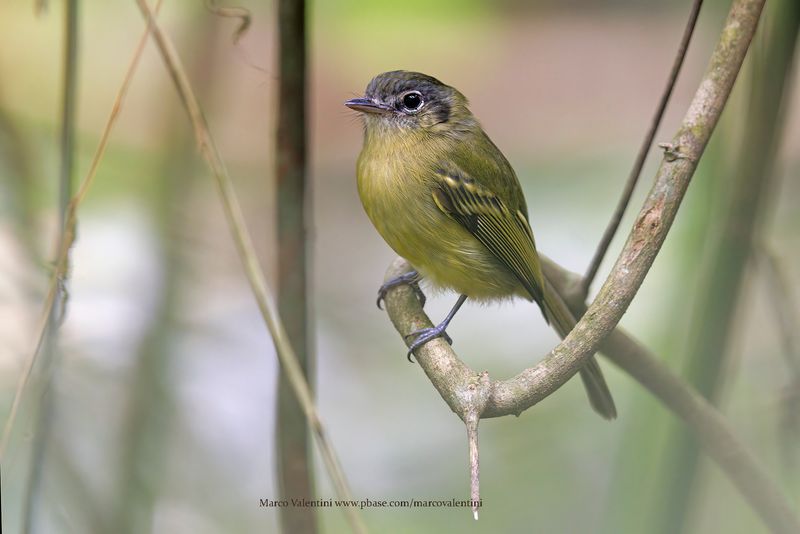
[461,371,491,421]
[658,142,693,162]
[461,371,490,520]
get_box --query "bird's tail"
[541,280,617,420]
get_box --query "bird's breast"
[355,136,525,301]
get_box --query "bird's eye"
[401,92,423,111]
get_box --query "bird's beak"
[344,97,393,115]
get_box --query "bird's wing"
[431,164,547,305]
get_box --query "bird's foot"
[404,325,453,361]
[377,270,425,309]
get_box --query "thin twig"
[0,0,162,460]
[205,0,251,43]
[581,0,704,296]
[131,2,366,532]
[466,418,480,520]
[463,371,489,520]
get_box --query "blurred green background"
[0,0,798,532]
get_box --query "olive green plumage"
[348,70,616,419]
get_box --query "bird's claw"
[376,271,425,310]
[404,325,453,361]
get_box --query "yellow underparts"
[356,128,529,302]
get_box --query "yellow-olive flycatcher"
[346,71,616,419]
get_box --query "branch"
[581,0,704,295]
[380,0,794,529]
[383,256,800,533]
[389,0,765,419]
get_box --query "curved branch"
[389,0,765,419]
[383,256,800,533]
[380,0,796,530]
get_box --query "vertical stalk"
[22,0,80,531]
[275,0,316,533]
[58,0,79,227]
[656,2,800,532]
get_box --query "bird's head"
[345,71,473,134]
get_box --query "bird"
[346,70,616,419]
